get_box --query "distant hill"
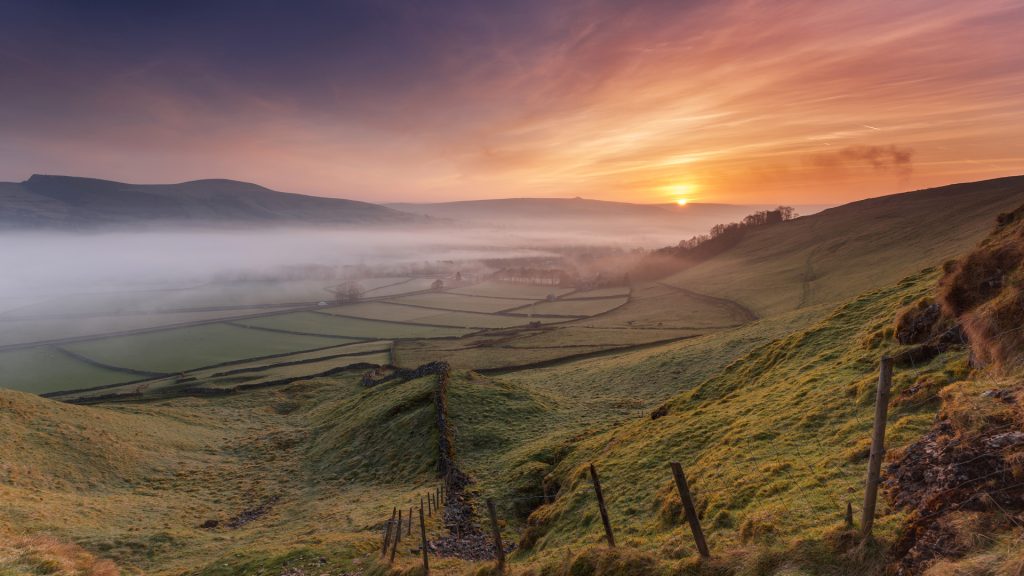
[388,197,830,247]
[662,175,1024,316]
[389,197,828,223]
[0,175,417,228]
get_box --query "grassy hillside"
[0,174,416,228]
[663,176,1024,317]
[4,180,1023,575]
[0,370,462,575]
[437,267,976,575]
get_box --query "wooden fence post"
[419,506,430,575]
[381,519,393,559]
[862,355,893,538]
[670,462,710,559]
[588,463,616,547]
[390,509,402,564]
[408,506,413,536]
[486,498,506,572]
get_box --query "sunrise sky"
[1,0,1022,204]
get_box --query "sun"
[664,183,696,205]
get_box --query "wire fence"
[375,320,1023,574]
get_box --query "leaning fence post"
[670,462,710,558]
[419,505,430,575]
[381,518,393,559]
[862,355,893,538]
[588,463,616,547]
[486,498,507,571]
[390,508,402,564]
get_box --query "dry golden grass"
[0,373,455,575]
[0,529,119,576]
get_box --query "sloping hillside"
[0,372,451,575]
[0,175,416,228]
[663,176,1024,317]
[454,267,957,574]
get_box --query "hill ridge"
[2,174,417,228]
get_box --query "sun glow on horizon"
[665,183,696,206]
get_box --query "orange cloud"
[1,0,1022,204]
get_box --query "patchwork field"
[0,277,434,322]
[561,286,631,299]
[384,291,535,313]
[55,340,396,401]
[326,302,565,329]
[4,278,690,396]
[234,311,474,339]
[447,280,575,299]
[578,282,753,328]
[62,323,346,375]
[505,296,628,317]
[0,306,299,348]
[0,347,143,394]
[360,277,440,297]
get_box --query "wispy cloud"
[0,0,1022,203]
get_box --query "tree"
[334,281,365,303]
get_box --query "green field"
[447,280,574,299]
[509,296,628,317]
[0,307,298,347]
[501,326,699,348]
[55,340,395,401]
[384,291,535,313]
[411,310,563,328]
[398,341,616,371]
[562,286,631,299]
[0,277,432,323]
[361,277,439,297]
[1,280,337,318]
[235,311,473,339]
[195,351,391,389]
[62,323,345,374]
[0,347,142,394]
[328,301,444,322]
[578,282,752,328]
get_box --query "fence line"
[368,344,1022,572]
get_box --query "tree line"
[656,206,796,260]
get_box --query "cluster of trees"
[658,206,796,259]
[631,206,797,281]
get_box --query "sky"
[1,0,1022,205]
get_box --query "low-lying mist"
[0,219,688,317]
